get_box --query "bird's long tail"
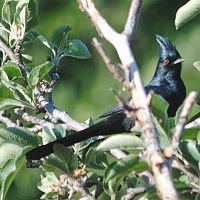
[26,113,134,161]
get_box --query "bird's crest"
[155,35,181,60]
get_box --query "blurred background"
[27,0,200,122]
[6,0,200,199]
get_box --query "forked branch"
[77,0,179,199]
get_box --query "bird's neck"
[150,63,182,85]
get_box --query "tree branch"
[171,92,197,156]
[0,39,18,63]
[0,111,17,127]
[121,186,148,200]
[77,0,179,199]
[185,117,200,129]
[123,0,143,40]
[172,160,200,191]
[35,87,86,132]
[92,37,125,83]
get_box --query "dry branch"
[0,39,18,63]
[34,87,86,132]
[123,0,143,39]
[77,0,179,199]
[171,92,197,156]
[185,117,200,129]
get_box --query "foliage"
[0,1,199,200]
[175,0,200,30]
[175,0,200,68]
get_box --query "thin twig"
[123,0,143,40]
[14,108,44,124]
[171,92,197,157]
[185,117,200,129]
[0,111,17,127]
[121,186,148,200]
[0,39,18,63]
[121,170,155,200]
[14,40,28,77]
[110,149,127,159]
[14,108,57,131]
[172,160,200,191]
[92,37,125,83]
[35,87,86,131]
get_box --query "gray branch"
[77,0,179,199]
[123,0,143,39]
[35,87,86,131]
[185,117,200,129]
[0,111,17,127]
[171,92,197,156]
[0,39,18,63]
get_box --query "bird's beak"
[172,58,184,65]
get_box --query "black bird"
[26,35,186,161]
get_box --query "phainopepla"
[26,35,186,161]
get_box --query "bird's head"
[156,35,184,71]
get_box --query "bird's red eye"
[163,59,169,65]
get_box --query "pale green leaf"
[193,61,200,71]
[0,127,39,147]
[27,0,39,29]
[96,134,143,151]
[65,39,91,59]
[104,154,138,195]
[37,35,56,56]
[28,61,54,87]
[51,24,71,51]
[0,98,33,110]
[175,0,200,29]
[0,149,27,200]
[2,61,22,79]
[2,2,11,25]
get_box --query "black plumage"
[26,35,186,161]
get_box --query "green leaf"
[0,127,39,148]
[187,103,200,122]
[0,149,27,200]
[37,35,56,56]
[104,154,138,182]
[175,0,200,29]
[96,134,143,152]
[0,78,32,104]
[153,116,171,149]
[193,61,200,71]
[53,144,73,166]
[180,140,200,170]
[27,0,39,29]
[2,2,11,25]
[22,54,34,63]
[53,124,66,138]
[65,39,91,59]
[0,127,39,183]
[38,126,57,145]
[37,172,59,199]
[2,61,22,79]
[42,155,69,175]
[0,98,33,110]
[28,61,54,87]
[51,25,71,51]
[182,128,200,140]
[151,94,171,131]
[0,23,10,44]
[104,154,138,195]
[198,132,200,145]
[0,85,14,99]
[53,144,78,173]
